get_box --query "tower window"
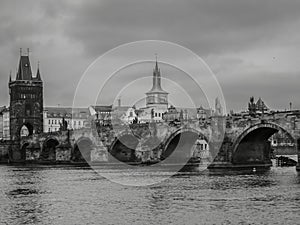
[25,104,31,116]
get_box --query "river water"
[0,163,299,225]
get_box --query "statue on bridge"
[59,117,68,131]
[248,96,256,117]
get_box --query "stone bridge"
[209,115,300,170]
[10,114,300,170]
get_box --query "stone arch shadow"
[232,122,295,165]
[40,138,59,161]
[162,128,210,164]
[109,132,139,163]
[72,137,94,162]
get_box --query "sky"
[1,0,300,112]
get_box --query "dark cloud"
[0,0,300,112]
[64,0,300,57]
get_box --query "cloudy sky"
[1,0,300,112]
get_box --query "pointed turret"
[35,62,42,81]
[36,68,41,80]
[9,70,12,83]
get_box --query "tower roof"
[256,97,269,111]
[147,58,168,94]
[16,55,33,80]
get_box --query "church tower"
[9,49,43,146]
[146,57,168,111]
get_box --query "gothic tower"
[9,50,43,150]
[146,58,168,110]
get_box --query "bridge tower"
[8,49,43,161]
[145,56,168,111]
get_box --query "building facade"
[0,106,7,140]
[89,105,112,125]
[44,107,90,132]
[2,108,10,140]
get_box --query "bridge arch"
[109,131,139,163]
[72,137,94,162]
[162,128,209,162]
[232,122,295,164]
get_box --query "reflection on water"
[0,165,299,224]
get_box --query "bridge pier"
[90,143,108,162]
[296,139,300,171]
[208,139,234,169]
[9,141,26,163]
[208,135,273,171]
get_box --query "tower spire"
[155,53,158,71]
[145,55,168,108]
[153,54,161,90]
[147,55,167,93]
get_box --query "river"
[0,163,299,225]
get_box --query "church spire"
[155,53,159,72]
[148,55,165,93]
[145,55,168,108]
